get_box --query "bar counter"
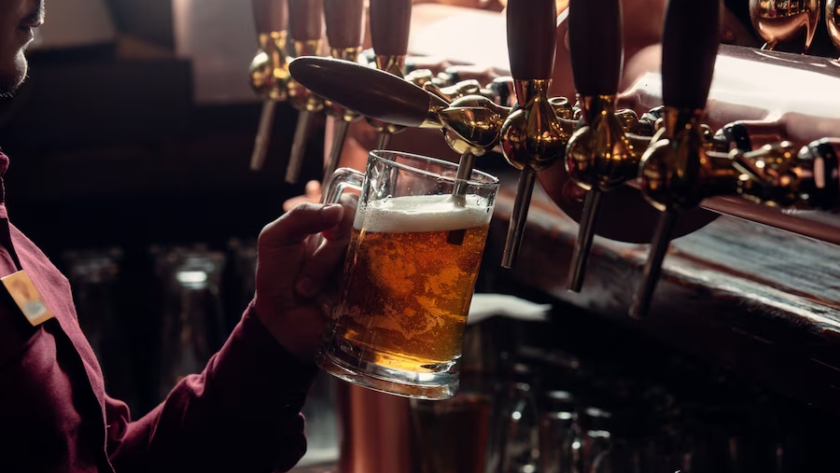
[486,169,840,416]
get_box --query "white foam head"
[354,194,493,233]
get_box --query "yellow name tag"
[2,271,54,326]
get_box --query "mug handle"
[322,167,365,204]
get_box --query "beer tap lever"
[630,0,722,319]
[290,57,505,159]
[368,0,413,150]
[290,58,448,128]
[286,0,325,184]
[249,0,290,171]
[499,0,571,269]
[322,0,366,181]
[564,0,631,292]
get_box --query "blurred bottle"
[63,248,135,410]
[539,390,577,473]
[498,362,541,473]
[153,246,226,402]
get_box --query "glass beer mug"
[317,150,499,400]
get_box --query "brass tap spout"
[630,0,723,319]
[249,0,290,171]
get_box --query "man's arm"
[107,303,317,473]
[105,201,356,473]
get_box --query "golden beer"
[332,194,491,374]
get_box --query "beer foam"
[354,194,493,233]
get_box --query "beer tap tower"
[499,0,574,269]
[322,0,366,181]
[285,0,325,184]
[367,0,413,150]
[249,0,290,171]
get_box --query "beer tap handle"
[661,1,719,112]
[368,0,412,150]
[630,0,720,319]
[323,0,366,181]
[249,0,289,171]
[369,0,412,74]
[506,0,555,86]
[253,0,288,34]
[565,0,623,292]
[568,0,622,100]
[324,0,364,51]
[289,57,447,127]
[286,0,325,184]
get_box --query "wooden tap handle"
[252,0,288,34]
[369,0,412,56]
[324,0,365,49]
[288,0,324,41]
[662,0,721,110]
[506,0,557,81]
[568,0,623,96]
[289,57,445,126]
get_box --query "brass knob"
[828,0,840,54]
[750,0,821,52]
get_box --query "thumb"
[259,203,344,251]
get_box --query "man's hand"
[254,197,357,361]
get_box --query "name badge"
[2,271,54,326]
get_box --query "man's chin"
[0,56,28,97]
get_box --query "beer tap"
[564,0,639,292]
[285,0,325,184]
[499,0,575,269]
[367,0,413,150]
[749,0,820,52]
[249,0,290,171]
[322,0,365,181]
[630,0,724,319]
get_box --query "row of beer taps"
[253,0,840,319]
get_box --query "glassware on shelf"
[152,246,226,403]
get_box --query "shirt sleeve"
[106,301,320,473]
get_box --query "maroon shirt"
[0,152,319,472]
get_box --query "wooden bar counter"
[485,168,840,417]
